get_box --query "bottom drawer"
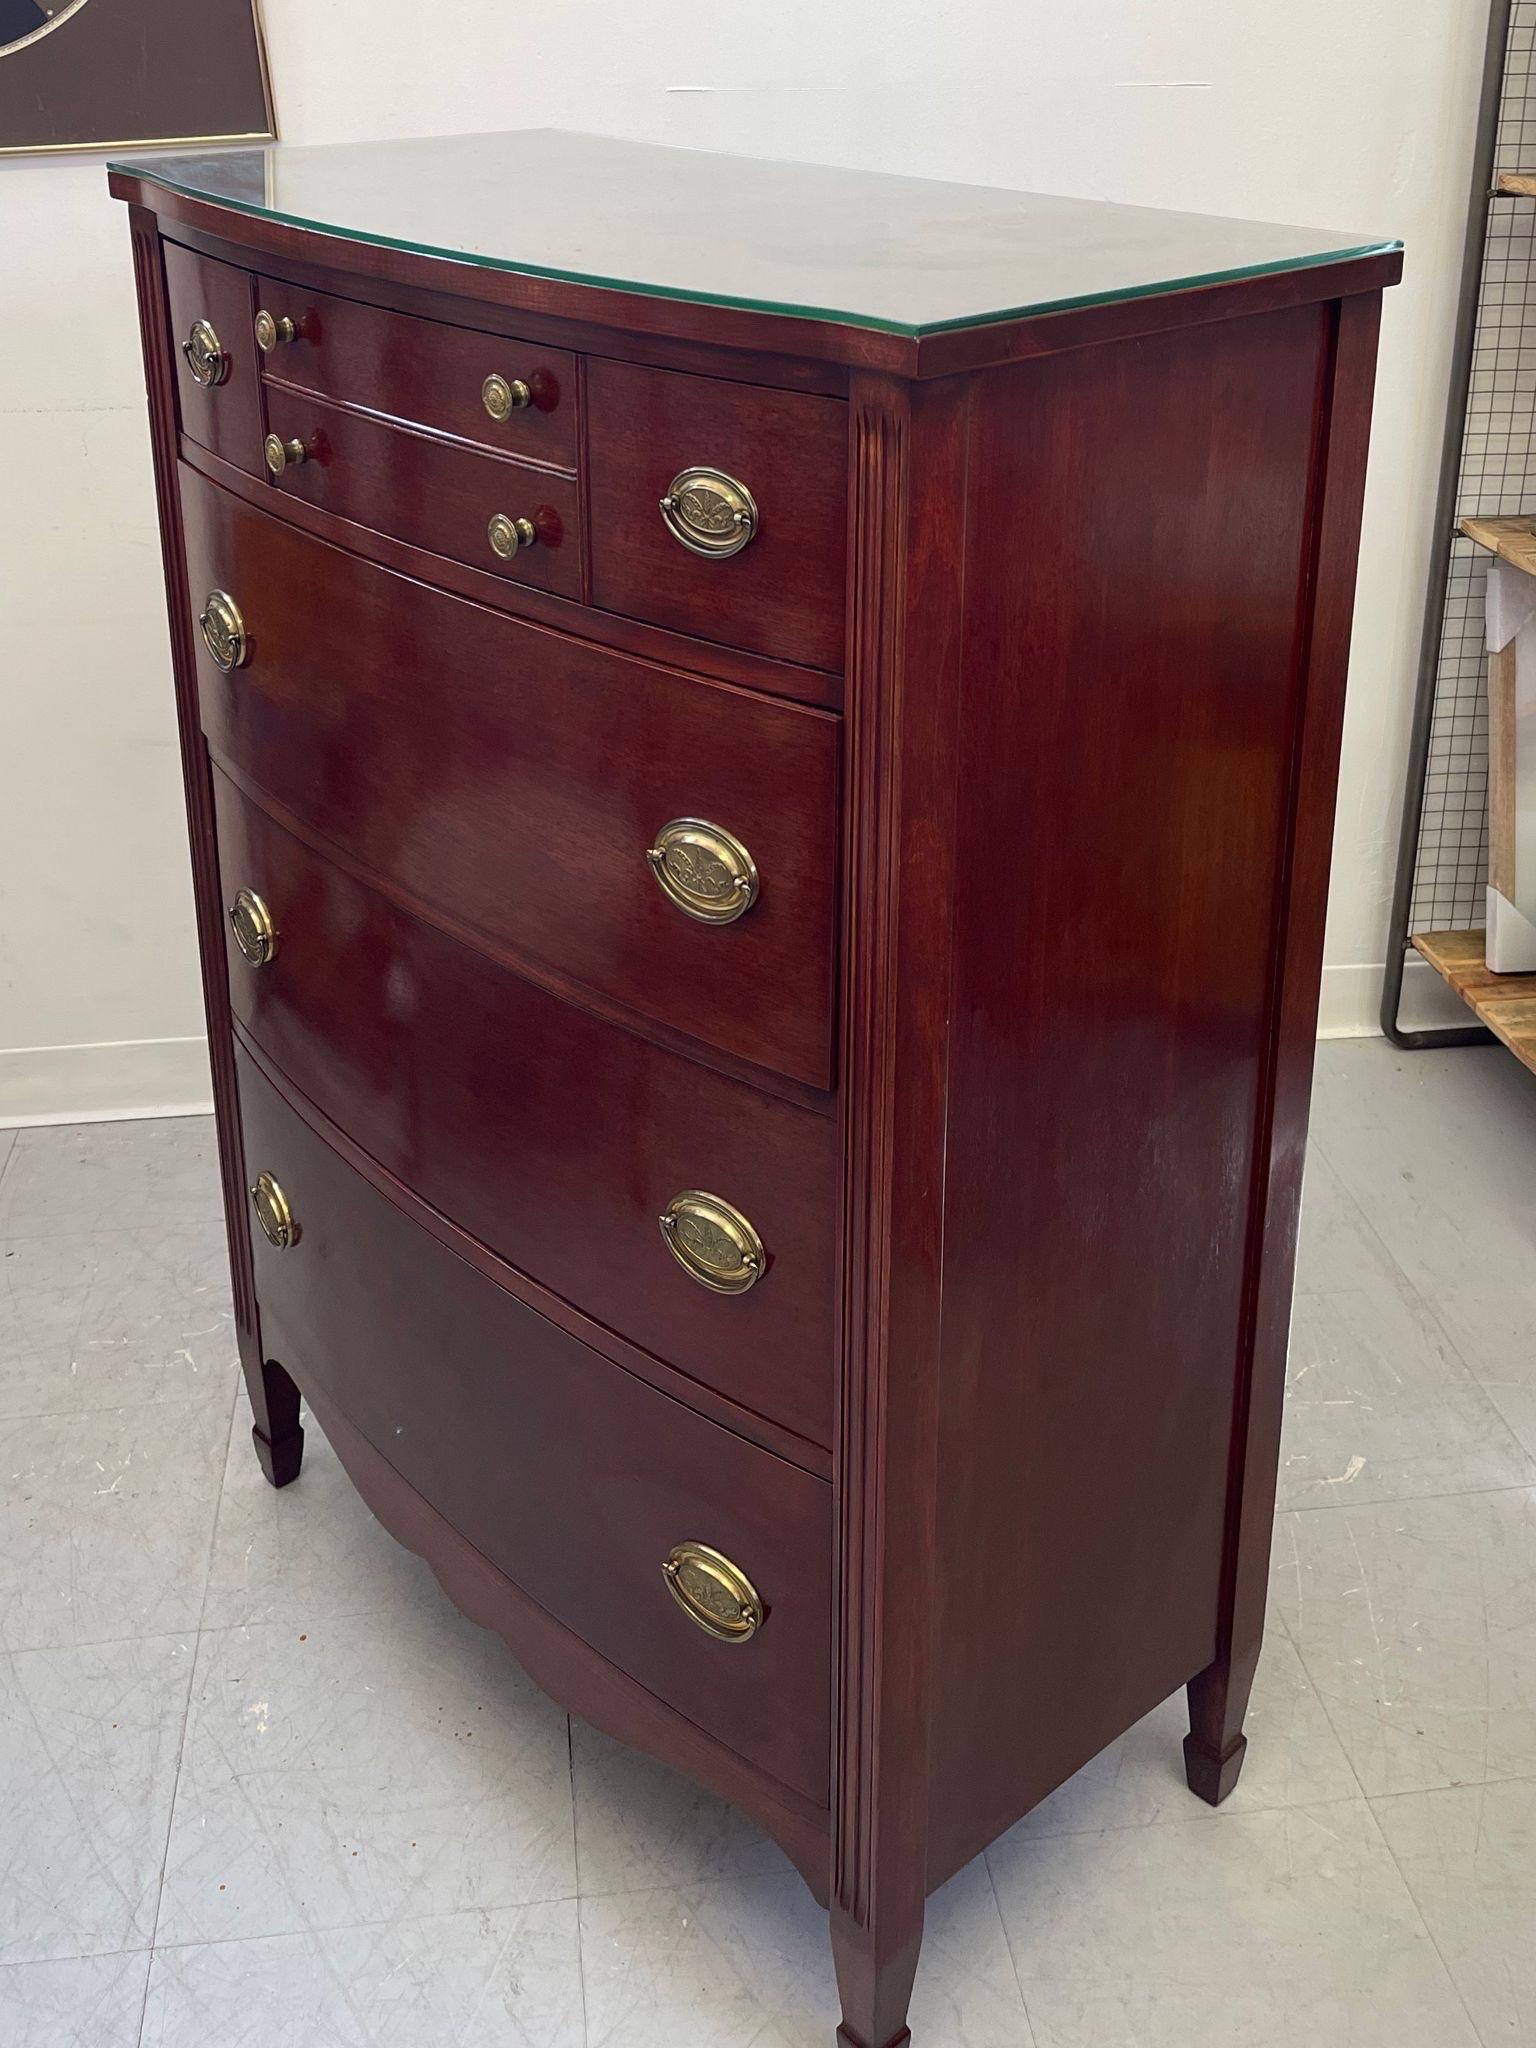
[234,1045,831,1803]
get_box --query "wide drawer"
[254,273,576,467]
[214,769,837,1449]
[163,241,263,477]
[182,465,839,1090]
[235,1044,832,1803]
[586,360,847,672]
[261,388,581,600]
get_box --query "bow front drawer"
[181,464,839,1090]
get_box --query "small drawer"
[587,360,847,672]
[163,241,263,475]
[252,276,576,468]
[260,389,581,599]
[235,1044,832,1803]
[182,465,839,1091]
[213,770,838,1449]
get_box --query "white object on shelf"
[1484,561,1536,971]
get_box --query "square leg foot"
[837,2030,911,2048]
[1183,1728,1247,1805]
[252,1419,304,1488]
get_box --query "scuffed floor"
[0,1037,1533,2045]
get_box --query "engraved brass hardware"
[659,467,759,558]
[198,590,248,672]
[181,318,229,388]
[254,308,296,351]
[488,512,537,560]
[250,1172,298,1250]
[645,818,758,925]
[228,887,277,967]
[482,373,532,420]
[662,1542,764,1643]
[264,433,308,475]
[659,1190,766,1295]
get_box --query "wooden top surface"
[1462,514,1536,577]
[1413,930,1536,1078]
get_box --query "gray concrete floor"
[1,1036,1533,2045]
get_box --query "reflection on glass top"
[113,130,1398,338]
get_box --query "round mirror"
[0,0,93,57]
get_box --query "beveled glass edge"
[110,157,1402,339]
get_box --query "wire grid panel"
[1411,0,1536,931]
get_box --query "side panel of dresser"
[926,291,1385,1881]
[128,208,304,1486]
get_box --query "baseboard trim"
[0,1036,213,1128]
[1316,955,1472,1039]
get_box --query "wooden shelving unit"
[1413,929,1536,1074]
[1496,170,1536,196]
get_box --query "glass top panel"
[114,130,1398,339]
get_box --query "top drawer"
[587,361,847,672]
[252,274,576,469]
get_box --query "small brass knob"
[229,887,277,967]
[181,318,229,388]
[482,373,532,420]
[487,512,537,560]
[646,818,758,925]
[663,1542,764,1643]
[659,1190,765,1295]
[254,308,296,352]
[250,1171,298,1250]
[198,590,248,673]
[264,434,307,476]
[659,467,759,558]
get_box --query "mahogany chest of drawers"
[112,132,1399,2048]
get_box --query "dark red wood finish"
[254,271,576,464]
[237,1043,833,1803]
[261,387,581,599]
[120,166,1399,2048]
[587,357,848,670]
[180,467,841,1091]
[212,767,838,1450]
[162,241,264,475]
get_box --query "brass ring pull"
[198,591,248,673]
[482,373,532,420]
[488,512,537,560]
[182,318,229,387]
[659,467,759,558]
[659,1190,766,1295]
[250,1171,298,1250]
[228,887,277,967]
[264,433,308,476]
[645,818,758,925]
[254,309,296,352]
[663,1542,764,1644]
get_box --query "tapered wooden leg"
[1184,1636,1260,1805]
[246,1355,304,1488]
[831,1904,922,2048]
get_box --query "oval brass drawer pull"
[228,887,278,967]
[487,512,537,560]
[482,373,532,420]
[264,433,308,475]
[663,1541,764,1643]
[250,1171,299,1250]
[182,318,229,388]
[198,590,248,673]
[659,467,758,558]
[659,1190,765,1294]
[645,818,758,924]
[254,308,297,352]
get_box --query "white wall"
[0,0,1489,1121]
